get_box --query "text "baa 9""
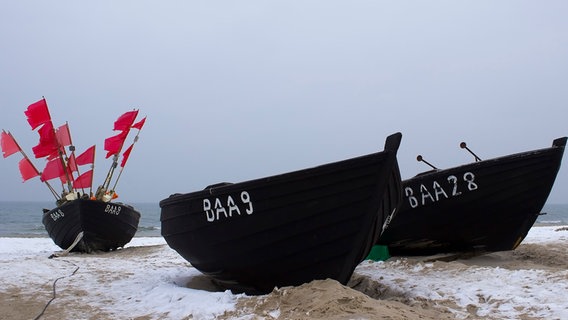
[203,191,254,222]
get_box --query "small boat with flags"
[1,98,146,253]
[160,132,403,294]
[377,136,567,257]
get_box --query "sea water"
[0,201,567,238]
[537,203,568,225]
[0,201,161,238]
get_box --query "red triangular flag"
[18,158,40,182]
[104,130,128,158]
[67,153,78,172]
[32,122,59,159]
[40,158,65,182]
[131,117,146,130]
[58,167,73,184]
[113,110,139,131]
[76,145,95,166]
[56,123,72,147]
[1,130,20,158]
[25,99,51,130]
[120,144,133,167]
[73,170,93,189]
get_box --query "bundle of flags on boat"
[1,97,146,203]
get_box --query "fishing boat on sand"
[160,132,403,294]
[377,136,567,257]
[1,98,146,253]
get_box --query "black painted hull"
[160,133,402,294]
[378,137,567,256]
[42,199,141,253]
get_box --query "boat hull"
[42,199,141,253]
[160,133,402,294]
[378,137,567,256]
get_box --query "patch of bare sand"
[220,279,454,320]
[0,287,53,320]
[452,242,568,271]
[0,286,113,320]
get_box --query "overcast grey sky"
[1,1,566,204]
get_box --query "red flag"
[76,145,95,165]
[40,158,65,182]
[18,158,40,182]
[1,130,20,158]
[132,117,146,130]
[120,144,133,167]
[104,130,128,158]
[25,99,51,130]
[113,110,138,131]
[32,122,59,159]
[46,147,65,161]
[68,153,78,172]
[56,123,72,146]
[73,170,93,189]
[61,165,74,184]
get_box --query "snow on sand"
[1,226,567,319]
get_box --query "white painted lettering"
[405,172,479,209]
[420,184,435,205]
[203,191,254,222]
[405,187,418,208]
[432,181,448,201]
[227,195,241,216]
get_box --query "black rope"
[33,259,80,320]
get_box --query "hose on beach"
[33,259,80,320]
[34,232,84,319]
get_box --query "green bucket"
[366,245,390,261]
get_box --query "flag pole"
[99,110,138,200]
[23,97,65,199]
[111,135,138,193]
[54,123,74,195]
[6,131,60,200]
[89,145,96,197]
[63,121,89,196]
[36,99,74,197]
[97,155,117,200]
[110,116,145,194]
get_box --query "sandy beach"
[1,226,567,320]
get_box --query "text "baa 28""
[405,172,478,208]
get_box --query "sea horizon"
[1,201,567,238]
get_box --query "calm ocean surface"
[0,201,567,238]
[0,201,161,238]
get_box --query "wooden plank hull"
[378,137,567,256]
[42,199,141,253]
[160,133,403,294]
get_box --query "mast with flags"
[2,97,146,205]
[97,110,146,201]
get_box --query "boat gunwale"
[406,139,566,182]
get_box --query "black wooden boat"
[378,136,567,256]
[160,132,403,294]
[42,199,141,253]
